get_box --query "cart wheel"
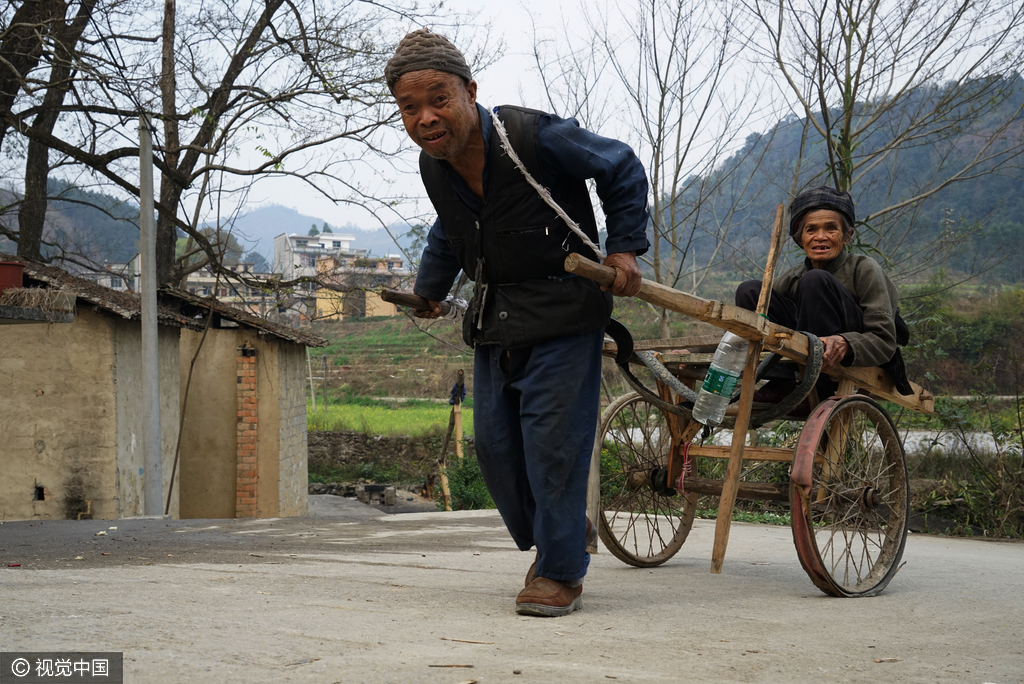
[595,392,697,567]
[790,395,909,597]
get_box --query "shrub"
[916,393,1024,537]
[438,452,494,511]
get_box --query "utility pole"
[139,114,163,516]
[306,348,316,413]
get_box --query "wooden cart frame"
[568,206,934,597]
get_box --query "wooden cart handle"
[564,253,772,342]
[381,289,452,316]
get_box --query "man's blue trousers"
[472,329,604,583]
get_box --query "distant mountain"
[0,191,418,269]
[668,74,1024,283]
[222,205,416,262]
[0,180,141,264]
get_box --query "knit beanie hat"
[789,186,855,245]
[385,28,472,93]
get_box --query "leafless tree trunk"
[0,1,58,151]
[16,0,96,261]
[156,0,180,284]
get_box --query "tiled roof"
[1,254,327,346]
[166,286,327,347]
[2,253,201,331]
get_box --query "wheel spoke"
[793,397,908,596]
[598,393,695,567]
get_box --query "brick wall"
[236,346,258,517]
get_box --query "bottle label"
[701,369,741,397]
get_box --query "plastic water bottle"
[692,332,748,426]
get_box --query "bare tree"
[533,0,780,336]
[746,0,1024,272]
[0,0,466,293]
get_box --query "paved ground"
[1,496,1022,683]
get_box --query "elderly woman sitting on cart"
[736,186,912,401]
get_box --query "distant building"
[272,232,368,284]
[182,263,279,318]
[79,254,140,292]
[80,257,283,319]
[315,254,408,320]
[78,231,405,322]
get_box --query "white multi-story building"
[272,233,368,284]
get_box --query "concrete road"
[1,496,1022,683]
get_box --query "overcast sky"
[242,0,602,230]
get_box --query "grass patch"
[695,508,792,525]
[437,453,495,511]
[308,400,474,437]
[308,461,415,485]
[308,464,363,484]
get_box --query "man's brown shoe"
[516,577,583,617]
[525,517,595,587]
[525,552,539,588]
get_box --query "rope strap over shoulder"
[488,108,605,261]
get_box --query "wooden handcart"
[566,206,935,597]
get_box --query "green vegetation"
[908,395,1024,537]
[695,509,792,526]
[438,453,495,511]
[307,400,473,437]
[308,464,362,484]
[352,461,407,484]
[903,279,1024,395]
[307,460,416,485]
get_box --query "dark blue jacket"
[414,104,650,348]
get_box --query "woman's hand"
[820,334,849,372]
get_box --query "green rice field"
[307,400,474,437]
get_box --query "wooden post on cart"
[710,204,786,573]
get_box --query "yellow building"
[315,254,408,320]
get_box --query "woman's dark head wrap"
[789,186,856,245]
[385,28,472,94]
